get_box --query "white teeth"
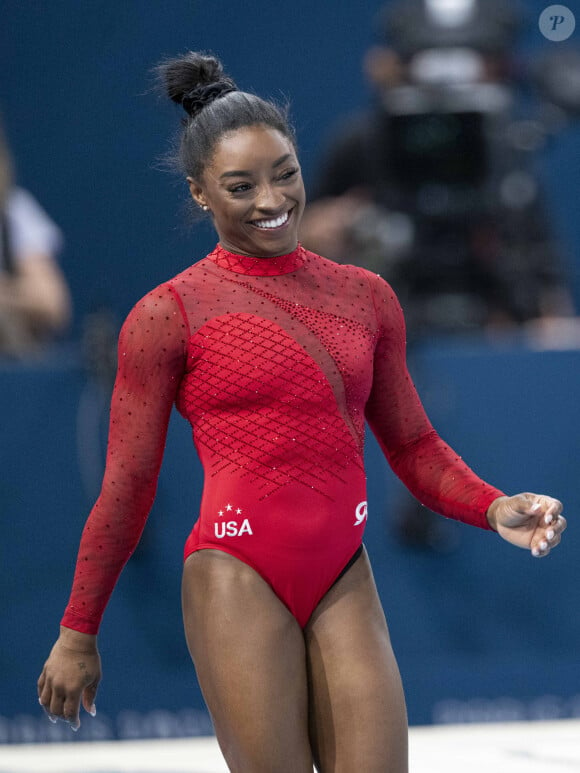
[253,211,289,229]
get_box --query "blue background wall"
[1,0,580,744]
[1,0,580,327]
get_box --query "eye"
[279,168,299,181]
[229,182,253,194]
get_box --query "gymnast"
[38,52,566,772]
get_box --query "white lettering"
[214,519,253,538]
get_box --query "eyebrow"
[219,153,294,180]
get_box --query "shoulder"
[302,247,365,278]
[133,254,213,311]
[115,282,190,377]
[122,253,213,336]
[303,248,397,296]
[163,254,215,294]
[350,266,405,330]
[122,280,190,340]
[356,266,399,301]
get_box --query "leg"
[182,550,314,773]
[305,548,408,772]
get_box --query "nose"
[255,184,285,212]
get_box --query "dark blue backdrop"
[1,340,579,743]
[1,0,580,745]
[1,0,579,329]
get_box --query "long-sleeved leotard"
[62,245,504,633]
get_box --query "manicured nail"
[547,529,555,540]
[540,540,548,550]
[544,513,553,525]
[89,704,97,717]
[532,547,540,557]
[531,502,541,511]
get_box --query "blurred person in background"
[301,0,579,547]
[0,113,71,357]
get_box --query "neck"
[218,240,299,259]
[208,243,307,277]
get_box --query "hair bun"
[182,80,236,117]
[157,52,238,119]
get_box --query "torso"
[170,244,380,626]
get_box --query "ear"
[187,177,209,211]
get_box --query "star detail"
[236,508,242,515]
[218,510,224,517]
[226,504,233,511]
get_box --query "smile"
[251,210,291,230]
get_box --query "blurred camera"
[344,0,580,334]
[372,0,580,215]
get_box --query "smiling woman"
[160,51,304,259]
[37,51,566,773]
[187,124,305,257]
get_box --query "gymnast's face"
[189,124,305,258]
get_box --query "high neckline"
[207,243,306,276]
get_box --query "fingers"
[37,692,81,731]
[37,667,82,731]
[38,634,101,732]
[531,512,567,557]
[531,498,567,558]
[37,697,79,730]
[37,668,60,724]
[38,677,99,730]
[520,493,563,517]
[81,683,98,718]
[62,694,81,731]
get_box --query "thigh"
[182,549,314,773]
[305,548,408,773]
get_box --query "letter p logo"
[539,5,576,40]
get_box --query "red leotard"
[61,245,504,633]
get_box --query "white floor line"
[0,719,579,773]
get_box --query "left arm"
[363,271,566,554]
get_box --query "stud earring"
[200,204,209,211]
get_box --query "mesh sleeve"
[61,284,188,634]
[363,272,504,529]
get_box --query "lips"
[250,209,291,230]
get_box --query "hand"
[486,493,566,557]
[37,626,101,731]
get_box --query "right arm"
[37,283,189,728]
